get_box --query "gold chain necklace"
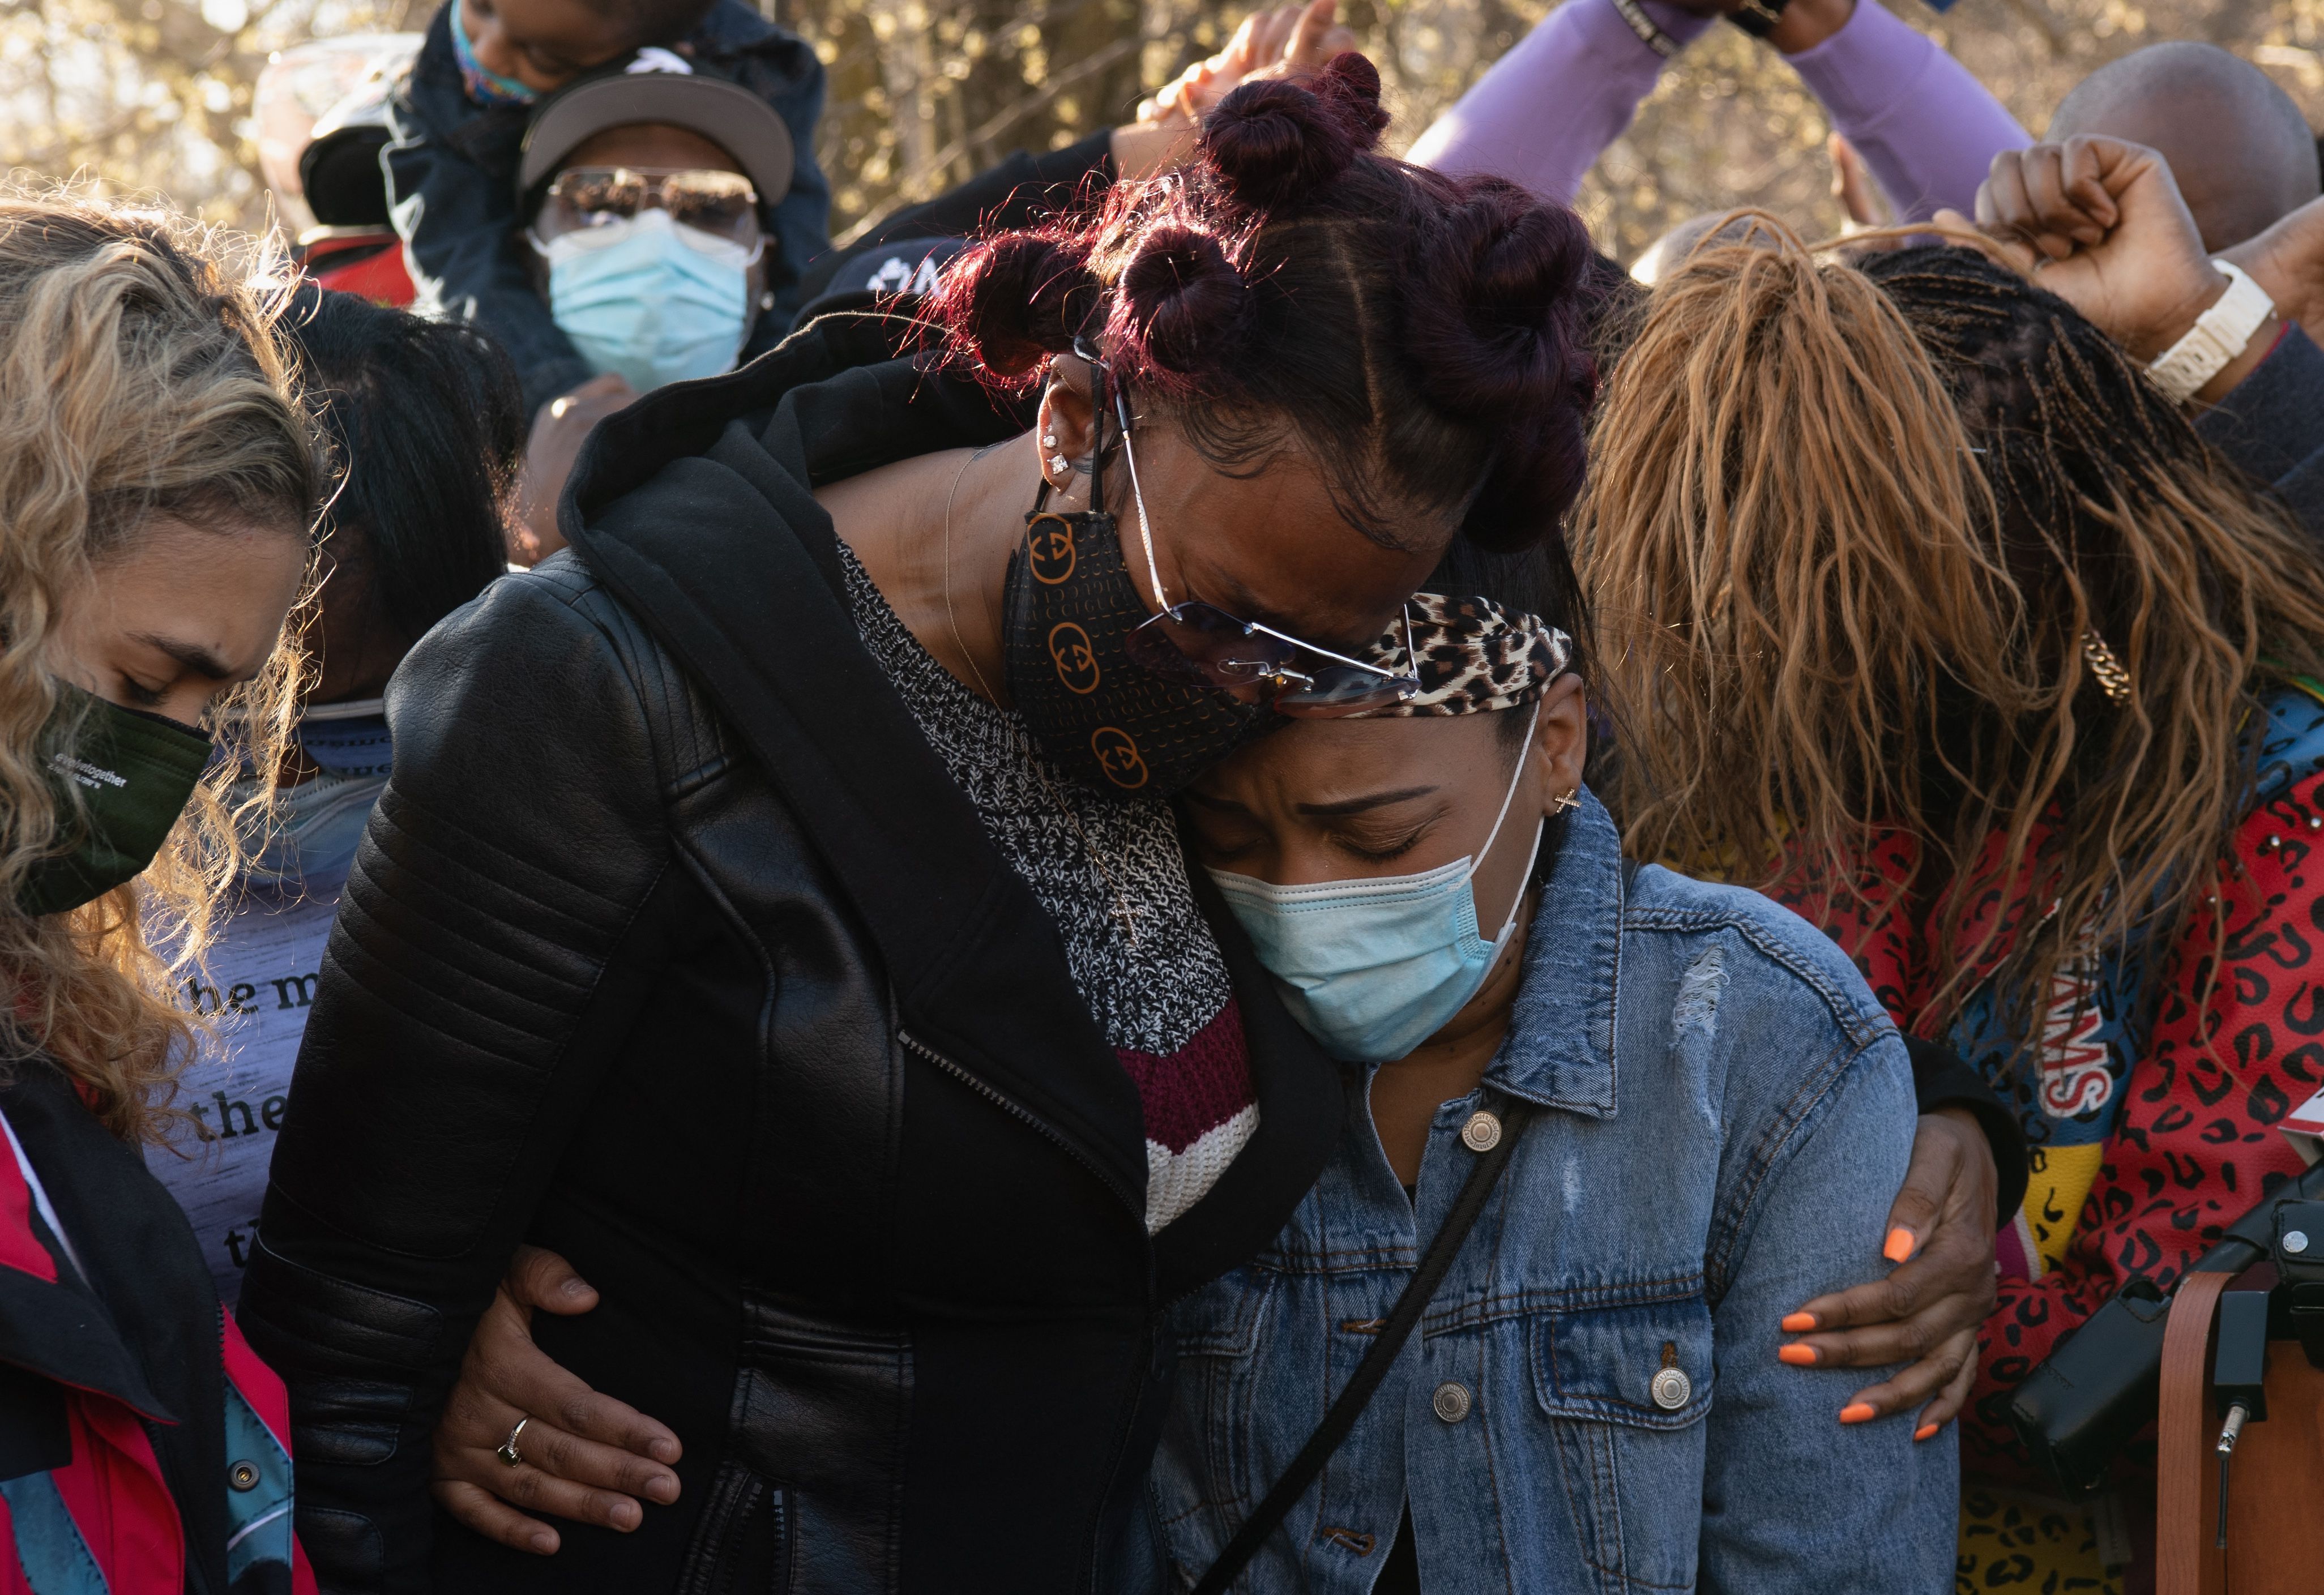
[942,448,1143,946]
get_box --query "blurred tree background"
[7,0,2324,264]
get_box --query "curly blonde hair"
[0,194,324,1145]
[1582,217,2324,1042]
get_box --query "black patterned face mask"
[998,372,1274,796]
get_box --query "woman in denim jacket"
[1137,574,1958,1593]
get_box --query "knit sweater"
[839,541,1258,1231]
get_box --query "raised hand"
[1830,131,1885,233]
[2224,191,2324,350]
[1968,136,2235,362]
[1136,0,1357,126]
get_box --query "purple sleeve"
[1787,0,2027,221]
[1405,0,1715,206]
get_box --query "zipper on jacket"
[896,1027,1143,1219]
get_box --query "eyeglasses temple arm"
[1074,337,1172,618]
[1241,617,1415,682]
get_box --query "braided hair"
[925,54,1601,554]
[1587,224,2324,1044]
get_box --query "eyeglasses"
[1099,369,1421,718]
[539,166,761,246]
[1123,598,1421,716]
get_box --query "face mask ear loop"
[1463,695,1546,893]
[1472,697,1551,947]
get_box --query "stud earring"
[1049,452,1071,477]
[1550,789,1581,814]
[1042,431,1058,448]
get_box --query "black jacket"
[237,317,1343,1594]
[2195,321,2324,541]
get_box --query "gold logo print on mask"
[1048,622,1100,694]
[1002,503,1274,795]
[1090,727,1150,790]
[1026,513,1078,584]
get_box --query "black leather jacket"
[238,319,1344,1594]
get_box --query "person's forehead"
[561,122,745,176]
[497,0,635,52]
[1202,713,1485,802]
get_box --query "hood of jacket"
[559,313,1345,1296]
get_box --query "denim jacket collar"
[1483,789,1623,1120]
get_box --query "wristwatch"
[1730,0,1795,37]
[1612,0,1681,57]
[2145,260,2274,405]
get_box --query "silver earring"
[1042,431,1058,448]
[1049,452,1071,477]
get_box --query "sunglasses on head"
[1078,340,1421,719]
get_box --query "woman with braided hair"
[1583,222,2324,1585]
[240,55,1607,1594]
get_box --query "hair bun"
[1313,53,1389,144]
[1201,56,1381,211]
[926,231,1097,382]
[1108,224,1251,386]
[1402,182,1600,546]
[1406,183,1596,420]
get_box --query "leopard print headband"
[1355,593,1571,717]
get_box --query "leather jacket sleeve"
[239,562,687,1592]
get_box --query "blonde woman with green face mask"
[0,195,325,1592]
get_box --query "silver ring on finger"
[497,1416,530,1469]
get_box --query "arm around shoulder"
[239,566,681,1591]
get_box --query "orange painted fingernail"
[1778,1343,1818,1366]
[1839,1402,1877,1424]
[1914,1423,1939,1442]
[1780,1311,1818,1332]
[1883,1226,1916,1263]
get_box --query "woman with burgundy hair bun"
[241,53,1602,1595]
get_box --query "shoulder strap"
[1189,1098,1536,1594]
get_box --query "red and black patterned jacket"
[1770,686,2324,1482]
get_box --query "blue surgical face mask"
[236,699,391,891]
[540,208,758,394]
[1208,706,1546,1064]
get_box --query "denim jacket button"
[1651,1367,1692,1410]
[1432,1381,1473,1423]
[1459,1110,1502,1153]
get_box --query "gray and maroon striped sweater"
[841,544,1257,1230]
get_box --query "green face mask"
[15,681,214,918]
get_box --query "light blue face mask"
[540,208,759,394]
[236,699,391,891]
[1209,705,1548,1064]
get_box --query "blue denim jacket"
[385,0,830,413]
[1130,793,1958,1594]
